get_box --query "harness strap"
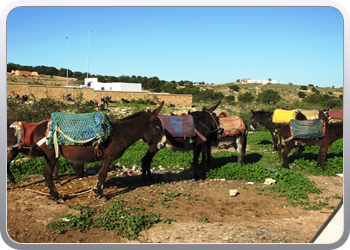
[194,128,207,142]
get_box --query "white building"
[241,78,277,84]
[82,78,142,92]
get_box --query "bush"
[237,91,255,103]
[300,86,308,90]
[224,95,235,103]
[297,91,306,98]
[257,89,281,105]
[229,85,240,92]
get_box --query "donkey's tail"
[278,132,282,164]
[29,129,37,160]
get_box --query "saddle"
[157,115,195,138]
[285,119,325,142]
[219,115,246,137]
[46,111,112,149]
[272,109,299,124]
[9,120,49,148]
[327,110,343,122]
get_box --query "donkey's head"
[250,110,273,130]
[142,101,166,149]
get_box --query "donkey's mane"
[254,110,273,116]
[119,108,150,121]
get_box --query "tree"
[257,89,281,104]
[268,78,272,84]
[58,68,73,77]
[45,67,59,76]
[300,86,308,90]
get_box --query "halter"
[199,110,222,134]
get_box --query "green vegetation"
[46,200,163,240]
[8,62,343,111]
[9,131,343,210]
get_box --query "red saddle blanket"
[219,115,246,137]
[157,115,195,137]
[328,110,343,120]
[10,120,48,147]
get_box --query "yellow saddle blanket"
[272,109,298,124]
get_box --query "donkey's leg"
[7,150,17,185]
[192,146,202,180]
[141,151,157,182]
[94,158,114,197]
[72,163,85,178]
[271,131,279,152]
[236,134,246,164]
[317,144,330,170]
[282,141,294,169]
[43,156,60,199]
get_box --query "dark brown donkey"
[141,102,222,181]
[250,110,306,152]
[278,120,343,169]
[30,102,166,199]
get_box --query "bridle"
[199,110,223,134]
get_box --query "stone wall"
[7,83,192,107]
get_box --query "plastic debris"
[264,178,276,185]
[265,168,278,174]
[229,190,239,197]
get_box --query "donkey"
[278,121,343,169]
[30,102,166,199]
[141,102,223,181]
[250,110,306,152]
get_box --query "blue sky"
[7,6,344,87]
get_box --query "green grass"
[9,131,343,210]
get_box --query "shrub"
[297,91,306,98]
[229,85,240,92]
[224,95,235,103]
[257,89,281,105]
[237,91,255,103]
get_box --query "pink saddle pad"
[157,115,195,137]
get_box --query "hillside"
[7,73,343,114]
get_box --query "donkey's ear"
[152,101,164,116]
[250,109,255,116]
[209,101,221,112]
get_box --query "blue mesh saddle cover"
[290,119,325,140]
[47,112,111,147]
[157,115,195,138]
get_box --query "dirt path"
[6,172,343,244]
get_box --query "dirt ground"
[6,161,343,246]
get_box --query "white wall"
[88,80,142,92]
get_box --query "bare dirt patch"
[6,171,343,244]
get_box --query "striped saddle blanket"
[285,119,325,142]
[47,111,112,148]
[219,115,246,137]
[157,115,195,138]
[272,109,299,123]
[299,109,319,120]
